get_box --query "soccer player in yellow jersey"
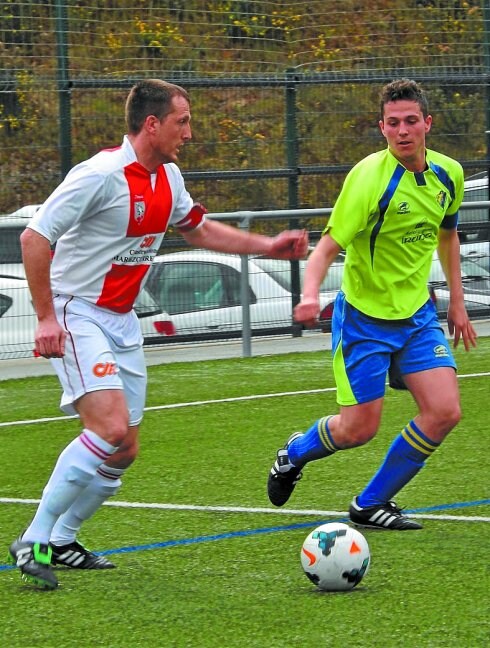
[267,78,477,529]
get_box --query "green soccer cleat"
[8,536,58,590]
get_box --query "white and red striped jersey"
[28,136,205,313]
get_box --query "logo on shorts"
[93,362,118,377]
[433,344,449,358]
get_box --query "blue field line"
[1,499,489,573]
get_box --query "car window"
[150,260,257,315]
[461,181,488,224]
[0,293,13,317]
[134,288,162,318]
[460,257,490,279]
[0,226,25,263]
[251,258,293,291]
[253,257,343,293]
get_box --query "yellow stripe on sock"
[319,416,337,453]
[401,424,436,456]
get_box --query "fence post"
[239,217,252,357]
[286,69,303,337]
[55,0,72,179]
[483,1,490,216]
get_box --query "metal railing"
[204,202,490,357]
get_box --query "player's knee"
[440,401,461,431]
[103,422,129,447]
[87,412,130,447]
[338,420,377,447]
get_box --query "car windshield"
[252,257,344,293]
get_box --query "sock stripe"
[318,416,338,454]
[80,433,112,461]
[96,466,123,480]
[401,423,438,456]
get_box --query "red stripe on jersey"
[96,264,150,313]
[124,162,173,236]
[176,203,207,232]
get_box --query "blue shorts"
[331,292,456,406]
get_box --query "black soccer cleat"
[349,497,423,530]
[267,432,304,507]
[8,536,58,590]
[50,540,116,569]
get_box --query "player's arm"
[437,227,477,351]
[20,228,66,358]
[181,218,308,259]
[293,234,342,328]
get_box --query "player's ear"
[424,114,432,133]
[145,114,160,133]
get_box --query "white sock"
[50,465,125,546]
[23,430,118,545]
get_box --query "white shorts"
[51,295,147,425]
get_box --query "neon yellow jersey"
[324,147,464,319]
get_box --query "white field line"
[0,497,488,523]
[0,371,489,429]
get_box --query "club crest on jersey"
[133,200,146,224]
[436,190,447,209]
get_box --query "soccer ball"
[300,522,370,591]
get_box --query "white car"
[0,276,175,360]
[145,250,343,338]
[459,174,489,271]
[429,252,490,319]
[0,276,38,359]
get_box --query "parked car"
[0,276,175,360]
[0,276,38,359]
[429,252,490,320]
[144,250,344,339]
[459,173,490,272]
[0,204,43,278]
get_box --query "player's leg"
[267,292,389,507]
[350,302,457,530]
[49,334,147,569]
[8,388,126,589]
[8,297,129,588]
[48,425,139,569]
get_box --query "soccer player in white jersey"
[9,79,308,590]
[267,79,477,529]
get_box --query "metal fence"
[1,1,489,216]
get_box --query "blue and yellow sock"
[287,416,339,467]
[357,420,439,508]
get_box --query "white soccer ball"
[300,522,370,591]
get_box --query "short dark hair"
[125,79,190,134]
[380,78,429,119]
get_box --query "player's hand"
[294,297,321,328]
[447,304,477,351]
[34,317,66,358]
[269,230,309,260]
